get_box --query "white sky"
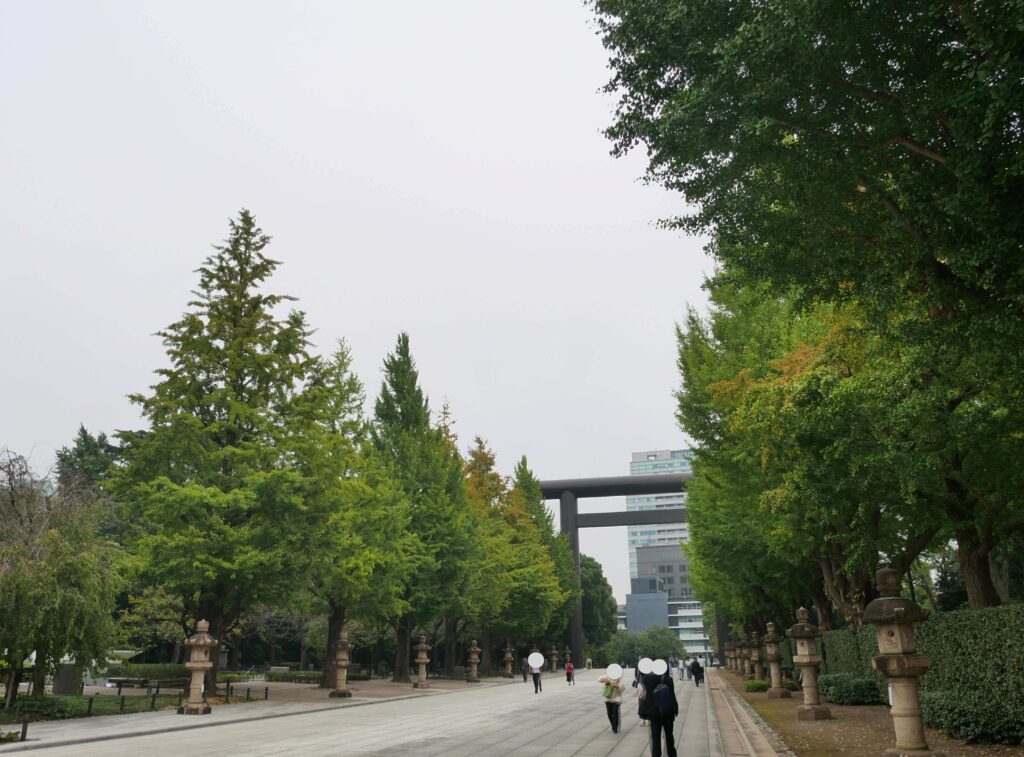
[0,0,710,602]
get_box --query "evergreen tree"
[113,210,323,687]
[371,333,473,681]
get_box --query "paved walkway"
[0,669,783,756]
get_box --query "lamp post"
[467,640,481,683]
[787,607,831,721]
[412,635,431,689]
[864,568,942,756]
[178,620,215,715]
[328,630,353,698]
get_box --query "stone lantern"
[467,639,481,683]
[725,641,736,673]
[750,632,765,681]
[178,619,215,715]
[563,645,572,669]
[503,643,515,678]
[328,630,353,698]
[763,623,790,698]
[412,634,431,689]
[548,644,558,673]
[788,607,830,720]
[740,635,753,679]
[863,568,941,756]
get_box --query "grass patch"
[0,693,179,723]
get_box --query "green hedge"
[103,663,188,681]
[743,679,769,692]
[265,670,323,684]
[817,673,886,705]
[819,604,1024,745]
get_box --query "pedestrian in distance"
[565,660,575,686]
[690,657,703,687]
[638,660,678,757]
[531,662,543,693]
[521,658,529,683]
[598,664,624,734]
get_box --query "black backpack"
[652,674,674,717]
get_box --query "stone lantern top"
[186,619,216,648]
[787,606,821,639]
[763,622,782,645]
[863,568,930,626]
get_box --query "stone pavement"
[0,668,783,756]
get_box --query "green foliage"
[103,663,187,681]
[920,690,1023,746]
[579,555,617,647]
[743,679,769,693]
[0,694,179,722]
[0,452,122,706]
[601,626,684,664]
[264,670,323,684]
[114,210,325,644]
[782,680,799,692]
[821,626,876,678]
[817,673,886,706]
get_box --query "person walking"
[521,658,529,683]
[690,657,703,687]
[597,669,624,733]
[565,660,575,686]
[531,660,543,693]
[684,657,692,680]
[639,662,678,757]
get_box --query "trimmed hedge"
[782,679,800,691]
[819,604,1024,745]
[817,673,886,705]
[744,679,769,692]
[265,670,323,684]
[103,663,188,681]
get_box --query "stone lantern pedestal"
[548,645,558,673]
[724,641,736,673]
[412,635,431,689]
[503,643,514,678]
[788,607,831,721]
[467,639,481,683]
[864,568,943,756]
[741,636,754,680]
[764,623,791,698]
[563,646,572,669]
[178,620,215,715]
[328,630,353,698]
[750,632,765,681]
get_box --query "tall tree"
[113,210,323,687]
[579,554,617,647]
[371,333,473,681]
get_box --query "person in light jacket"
[597,672,623,733]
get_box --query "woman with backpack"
[638,659,679,757]
[597,664,624,734]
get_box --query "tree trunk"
[956,528,1002,608]
[443,616,458,678]
[392,613,412,683]
[478,631,492,676]
[171,640,183,665]
[229,637,242,670]
[4,665,22,709]
[320,605,345,688]
[808,581,834,630]
[31,659,46,699]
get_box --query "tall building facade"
[626,449,711,659]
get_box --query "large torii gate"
[540,472,692,667]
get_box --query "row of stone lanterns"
[721,569,940,755]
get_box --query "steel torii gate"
[539,472,692,667]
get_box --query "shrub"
[782,679,800,691]
[265,670,322,684]
[817,673,886,705]
[744,679,769,692]
[921,690,1023,746]
[103,663,188,681]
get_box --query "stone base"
[796,704,832,721]
[412,682,430,689]
[884,748,944,757]
[767,688,792,698]
[177,704,211,715]
[328,689,352,698]
[466,678,481,684]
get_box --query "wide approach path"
[1,669,780,756]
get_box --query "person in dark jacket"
[637,665,678,757]
[689,657,703,687]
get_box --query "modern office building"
[624,449,712,658]
[624,578,668,633]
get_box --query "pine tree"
[114,210,322,687]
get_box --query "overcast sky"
[0,0,710,602]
